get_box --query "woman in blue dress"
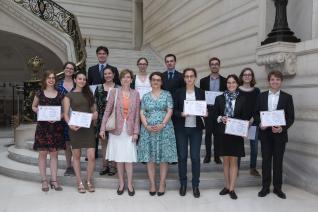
[138,72,177,196]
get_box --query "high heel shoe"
[78,182,86,193]
[41,179,49,192]
[128,186,135,196]
[50,180,63,191]
[86,181,95,192]
[117,184,125,195]
[157,183,166,196]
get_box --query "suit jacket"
[162,70,185,96]
[254,90,294,142]
[200,74,226,112]
[173,87,205,130]
[213,93,248,134]
[101,88,140,136]
[87,64,120,85]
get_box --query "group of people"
[32,46,294,200]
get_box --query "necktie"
[100,64,104,78]
[169,72,173,80]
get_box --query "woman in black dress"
[213,74,248,199]
[32,70,65,192]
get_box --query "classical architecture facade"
[0,0,317,194]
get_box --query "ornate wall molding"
[256,41,297,76]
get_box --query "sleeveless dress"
[33,90,65,151]
[66,92,95,149]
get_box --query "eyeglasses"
[210,63,220,67]
[138,63,148,66]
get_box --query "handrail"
[13,0,86,71]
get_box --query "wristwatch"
[161,123,166,127]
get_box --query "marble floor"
[0,175,317,212]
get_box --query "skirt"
[106,121,137,162]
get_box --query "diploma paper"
[205,91,223,105]
[37,106,61,121]
[260,110,286,127]
[225,118,249,137]
[247,126,257,140]
[183,100,207,116]
[136,86,152,99]
[68,111,93,128]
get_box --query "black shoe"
[99,167,110,175]
[169,162,177,165]
[85,157,88,161]
[203,155,211,163]
[219,187,229,195]
[149,191,156,196]
[229,190,238,199]
[214,157,222,164]
[117,185,125,195]
[157,191,165,196]
[273,188,286,199]
[108,166,116,176]
[258,187,270,197]
[64,167,75,176]
[128,187,135,196]
[179,185,187,196]
[193,187,200,198]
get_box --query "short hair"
[149,72,163,81]
[137,57,149,65]
[267,70,283,81]
[63,61,76,71]
[119,69,134,80]
[41,70,56,89]
[164,54,177,62]
[226,74,240,85]
[239,67,256,87]
[209,57,221,66]
[183,68,197,78]
[96,46,109,55]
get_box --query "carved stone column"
[261,0,300,45]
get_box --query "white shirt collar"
[269,90,280,96]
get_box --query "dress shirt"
[209,75,220,91]
[185,91,196,128]
[167,69,175,80]
[268,90,280,111]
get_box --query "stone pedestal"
[256,42,297,76]
[14,124,36,149]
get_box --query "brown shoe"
[86,181,95,192]
[250,168,261,177]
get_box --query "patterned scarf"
[224,90,239,117]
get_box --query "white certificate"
[205,91,223,105]
[136,86,152,99]
[89,84,100,94]
[68,111,93,128]
[37,106,61,121]
[183,100,207,116]
[260,110,286,127]
[225,118,249,137]
[247,126,257,140]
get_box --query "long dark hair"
[74,71,95,107]
[239,67,256,87]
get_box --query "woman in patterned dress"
[56,62,75,176]
[94,67,119,176]
[137,72,177,196]
[32,70,65,192]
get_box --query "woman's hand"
[272,126,282,133]
[259,123,267,130]
[132,134,138,143]
[69,125,80,131]
[92,111,98,121]
[99,131,106,139]
[221,116,228,124]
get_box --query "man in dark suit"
[87,46,120,86]
[255,70,294,199]
[87,46,120,160]
[199,57,226,164]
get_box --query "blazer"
[213,93,248,134]
[254,90,294,142]
[173,87,205,130]
[162,70,186,96]
[87,64,120,85]
[100,88,140,136]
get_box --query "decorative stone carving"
[256,42,297,76]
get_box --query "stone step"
[8,146,261,173]
[0,149,262,189]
